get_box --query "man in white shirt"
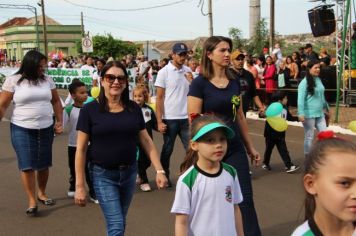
[155,43,192,186]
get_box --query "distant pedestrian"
[172,115,244,236]
[297,60,329,155]
[262,91,300,173]
[155,43,192,187]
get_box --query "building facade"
[0,16,81,61]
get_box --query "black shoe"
[262,164,272,171]
[26,206,38,216]
[37,197,56,206]
[167,179,173,188]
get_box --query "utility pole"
[249,0,261,38]
[81,12,84,37]
[208,0,213,36]
[269,0,275,53]
[40,0,48,56]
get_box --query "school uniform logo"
[225,186,232,203]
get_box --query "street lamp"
[38,0,48,57]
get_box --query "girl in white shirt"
[292,131,356,236]
[171,114,244,236]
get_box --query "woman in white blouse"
[0,50,63,216]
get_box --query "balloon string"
[232,104,236,122]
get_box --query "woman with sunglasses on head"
[74,61,167,236]
[187,36,261,236]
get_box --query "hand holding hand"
[158,121,167,134]
[298,116,305,123]
[54,122,63,134]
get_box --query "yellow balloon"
[348,120,356,133]
[91,87,100,99]
[148,103,156,112]
[267,117,288,132]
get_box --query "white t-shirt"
[2,74,56,129]
[80,64,96,74]
[154,62,191,119]
[63,105,81,147]
[292,220,356,236]
[171,163,243,236]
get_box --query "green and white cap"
[192,122,235,141]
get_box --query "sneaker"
[286,165,300,173]
[262,164,272,171]
[140,183,152,192]
[89,196,99,204]
[67,191,75,198]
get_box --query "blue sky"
[0,0,338,41]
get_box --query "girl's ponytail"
[180,148,198,175]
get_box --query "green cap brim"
[192,122,235,141]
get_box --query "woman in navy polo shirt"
[188,36,262,236]
[74,61,167,236]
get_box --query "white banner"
[47,68,93,89]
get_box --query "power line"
[62,0,188,12]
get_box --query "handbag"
[278,73,285,88]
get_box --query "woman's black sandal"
[37,197,56,206]
[26,206,38,216]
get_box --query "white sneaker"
[90,196,99,204]
[140,183,152,192]
[286,165,300,173]
[67,191,75,198]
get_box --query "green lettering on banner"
[52,77,64,83]
[66,77,71,83]
[82,70,90,76]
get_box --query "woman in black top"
[187,36,261,236]
[75,61,167,236]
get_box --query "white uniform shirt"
[171,163,243,236]
[155,61,191,119]
[63,105,81,147]
[2,74,56,129]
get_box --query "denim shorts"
[10,123,54,171]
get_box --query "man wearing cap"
[230,50,264,116]
[155,43,192,186]
[302,43,319,66]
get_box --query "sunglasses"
[104,74,127,84]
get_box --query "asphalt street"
[1,115,355,236]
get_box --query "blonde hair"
[132,84,149,103]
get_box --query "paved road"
[1,116,355,236]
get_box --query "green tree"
[248,18,269,55]
[89,34,139,59]
[228,27,247,50]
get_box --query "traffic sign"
[82,36,93,53]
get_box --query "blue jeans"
[160,119,189,178]
[303,116,327,155]
[90,163,137,236]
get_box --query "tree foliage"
[247,18,269,55]
[76,33,139,59]
[228,27,247,50]
[92,34,138,59]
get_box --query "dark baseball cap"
[172,43,188,54]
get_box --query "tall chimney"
[249,0,261,38]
